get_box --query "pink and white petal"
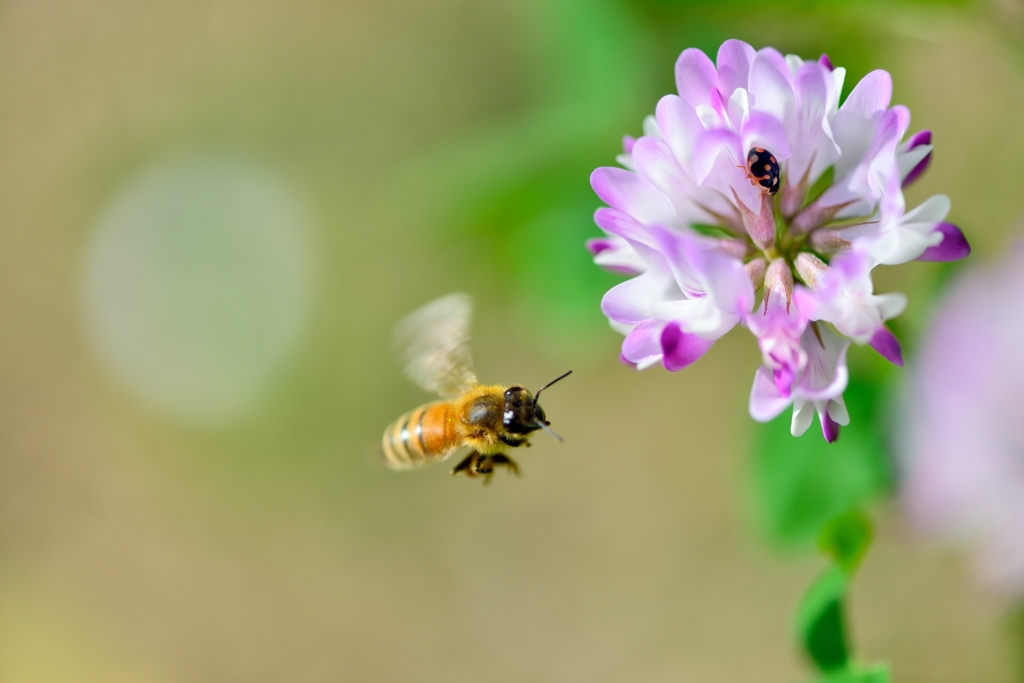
[691,128,744,183]
[840,69,893,118]
[792,286,825,322]
[917,223,971,262]
[642,114,661,139]
[750,365,793,422]
[797,323,850,400]
[592,241,647,275]
[593,207,661,253]
[632,137,709,223]
[650,297,739,339]
[697,146,763,213]
[791,62,840,181]
[828,107,907,218]
[649,226,702,294]
[615,154,636,171]
[698,249,755,315]
[694,103,724,130]
[863,106,910,179]
[675,48,720,110]
[608,319,634,338]
[716,39,757,99]
[749,49,796,125]
[621,318,666,366]
[656,95,705,165]
[591,167,676,225]
[742,111,791,159]
[832,70,892,178]
[665,229,754,314]
[725,87,750,132]
[660,321,716,371]
[878,227,943,266]
[601,271,675,324]
[826,66,846,112]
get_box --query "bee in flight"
[381,293,571,484]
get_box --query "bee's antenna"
[536,420,564,443]
[534,370,572,402]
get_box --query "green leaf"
[749,378,891,549]
[688,223,738,239]
[819,509,873,573]
[807,663,891,683]
[797,566,850,672]
[805,166,835,208]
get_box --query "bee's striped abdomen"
[381,401,459,470]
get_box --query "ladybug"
[744,147,780,195]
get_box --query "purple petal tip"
[622,135,636,155]
[907,129,932,148]
[869,326,904,367]
[902,130,933,187]
[818,54,834,71]
[618,353,637,369]
[659,322,713,372]
[902,152,932,188]
[917,223,971,262]
[586,237,614,256]
[822,412,841,443]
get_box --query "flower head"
[588,40,970,441]
[900,244,1024,596]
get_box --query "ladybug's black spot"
[746,147,780,195]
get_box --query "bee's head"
[502,371,572,440]
[502,386,539,435]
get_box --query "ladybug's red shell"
[745,147,780,195]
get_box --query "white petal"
[876,292,908,320]
[828,395,850,425]
[897,143,931,180]
[642,114,661,139]
[903,194,950,224]
[791,398,815,436]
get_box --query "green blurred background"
[0,0,1022,680]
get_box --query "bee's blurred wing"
[394,292,478,397]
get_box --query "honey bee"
[381,293,571,483]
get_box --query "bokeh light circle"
[82,156,317,426]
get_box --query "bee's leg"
[490,454,520,478]
[473,455,496,486]
[451,452,481,477]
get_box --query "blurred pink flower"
[588,39,969,441]
[901,243,1024,596]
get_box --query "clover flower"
[900,244,1024,597]
[588,40,969,442]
